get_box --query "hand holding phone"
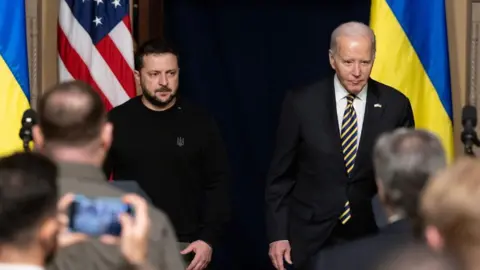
[59,193,150,266]
[114,194,151,266]
[57,193,88,247]
[68,195,134,237]
[97,194,151,266]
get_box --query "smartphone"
[68,195,134,237]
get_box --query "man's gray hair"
[373,128,446,218]
[330,21,376,54]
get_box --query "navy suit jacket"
[265,77,415,268]
[309,219,413,270]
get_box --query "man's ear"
[38,216,60,255]
[38,216,59,243]
[32,125,44,151]
[101,122,113,151]
[425,225,444,251]
[376,179,386,204]
[134,70,141,95]
[328,49,336,70]
[134,70,140,84]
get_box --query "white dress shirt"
[334,75,368,148]
[0,263,43,270]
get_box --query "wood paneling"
[135,0,164,45]
[25,0,40,108]
[38,0,59,97]
[445,0,469,157]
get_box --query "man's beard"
[142,85,177,108]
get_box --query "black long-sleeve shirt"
[103,96,231,246]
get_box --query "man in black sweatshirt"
[103,38,231,270]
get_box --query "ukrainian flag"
[370,0,454,160]
[0,1,30,157]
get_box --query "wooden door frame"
[133,0,164,47]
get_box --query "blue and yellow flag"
[0,1,31,157]
[370,0,454,160]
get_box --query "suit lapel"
[352,79,384,177]
[325,78,341,141]
[323,78,345,164]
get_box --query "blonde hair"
[421,157,480,259]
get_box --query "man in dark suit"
[310,128,447,270]
[265,21,415,270]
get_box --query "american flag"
[58,0,136,111]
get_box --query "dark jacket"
[265,77,415,268]
[310,219,414,270]
[104,96,231,246]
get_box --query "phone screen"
[68,195,134,237]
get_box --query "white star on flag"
[93,16,102,26]
[58,0,137,110]
[112,0,121,8]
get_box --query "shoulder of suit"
[327,233,383,256]
[53,239,127,269]
[370,79,410,102]
[148,204,179,241]
[286,78,330,101]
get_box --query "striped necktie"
[339,94,357,224]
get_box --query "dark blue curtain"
[164,1,371,269]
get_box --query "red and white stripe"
[57,0,136,111]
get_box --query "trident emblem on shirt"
[177,137,184,147]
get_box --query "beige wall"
[446,0,469,157]
[39,0,59,98]
[469,2,480,157]
[25,0,39,109]
[25,0,58,109]
[28,1,472,156]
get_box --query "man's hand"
[268,240,292,270]
[180,240,212,270]
[100,194,151,266]
[118,194,151,265]
[57,193,88,247]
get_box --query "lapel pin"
[374,103,382,108]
